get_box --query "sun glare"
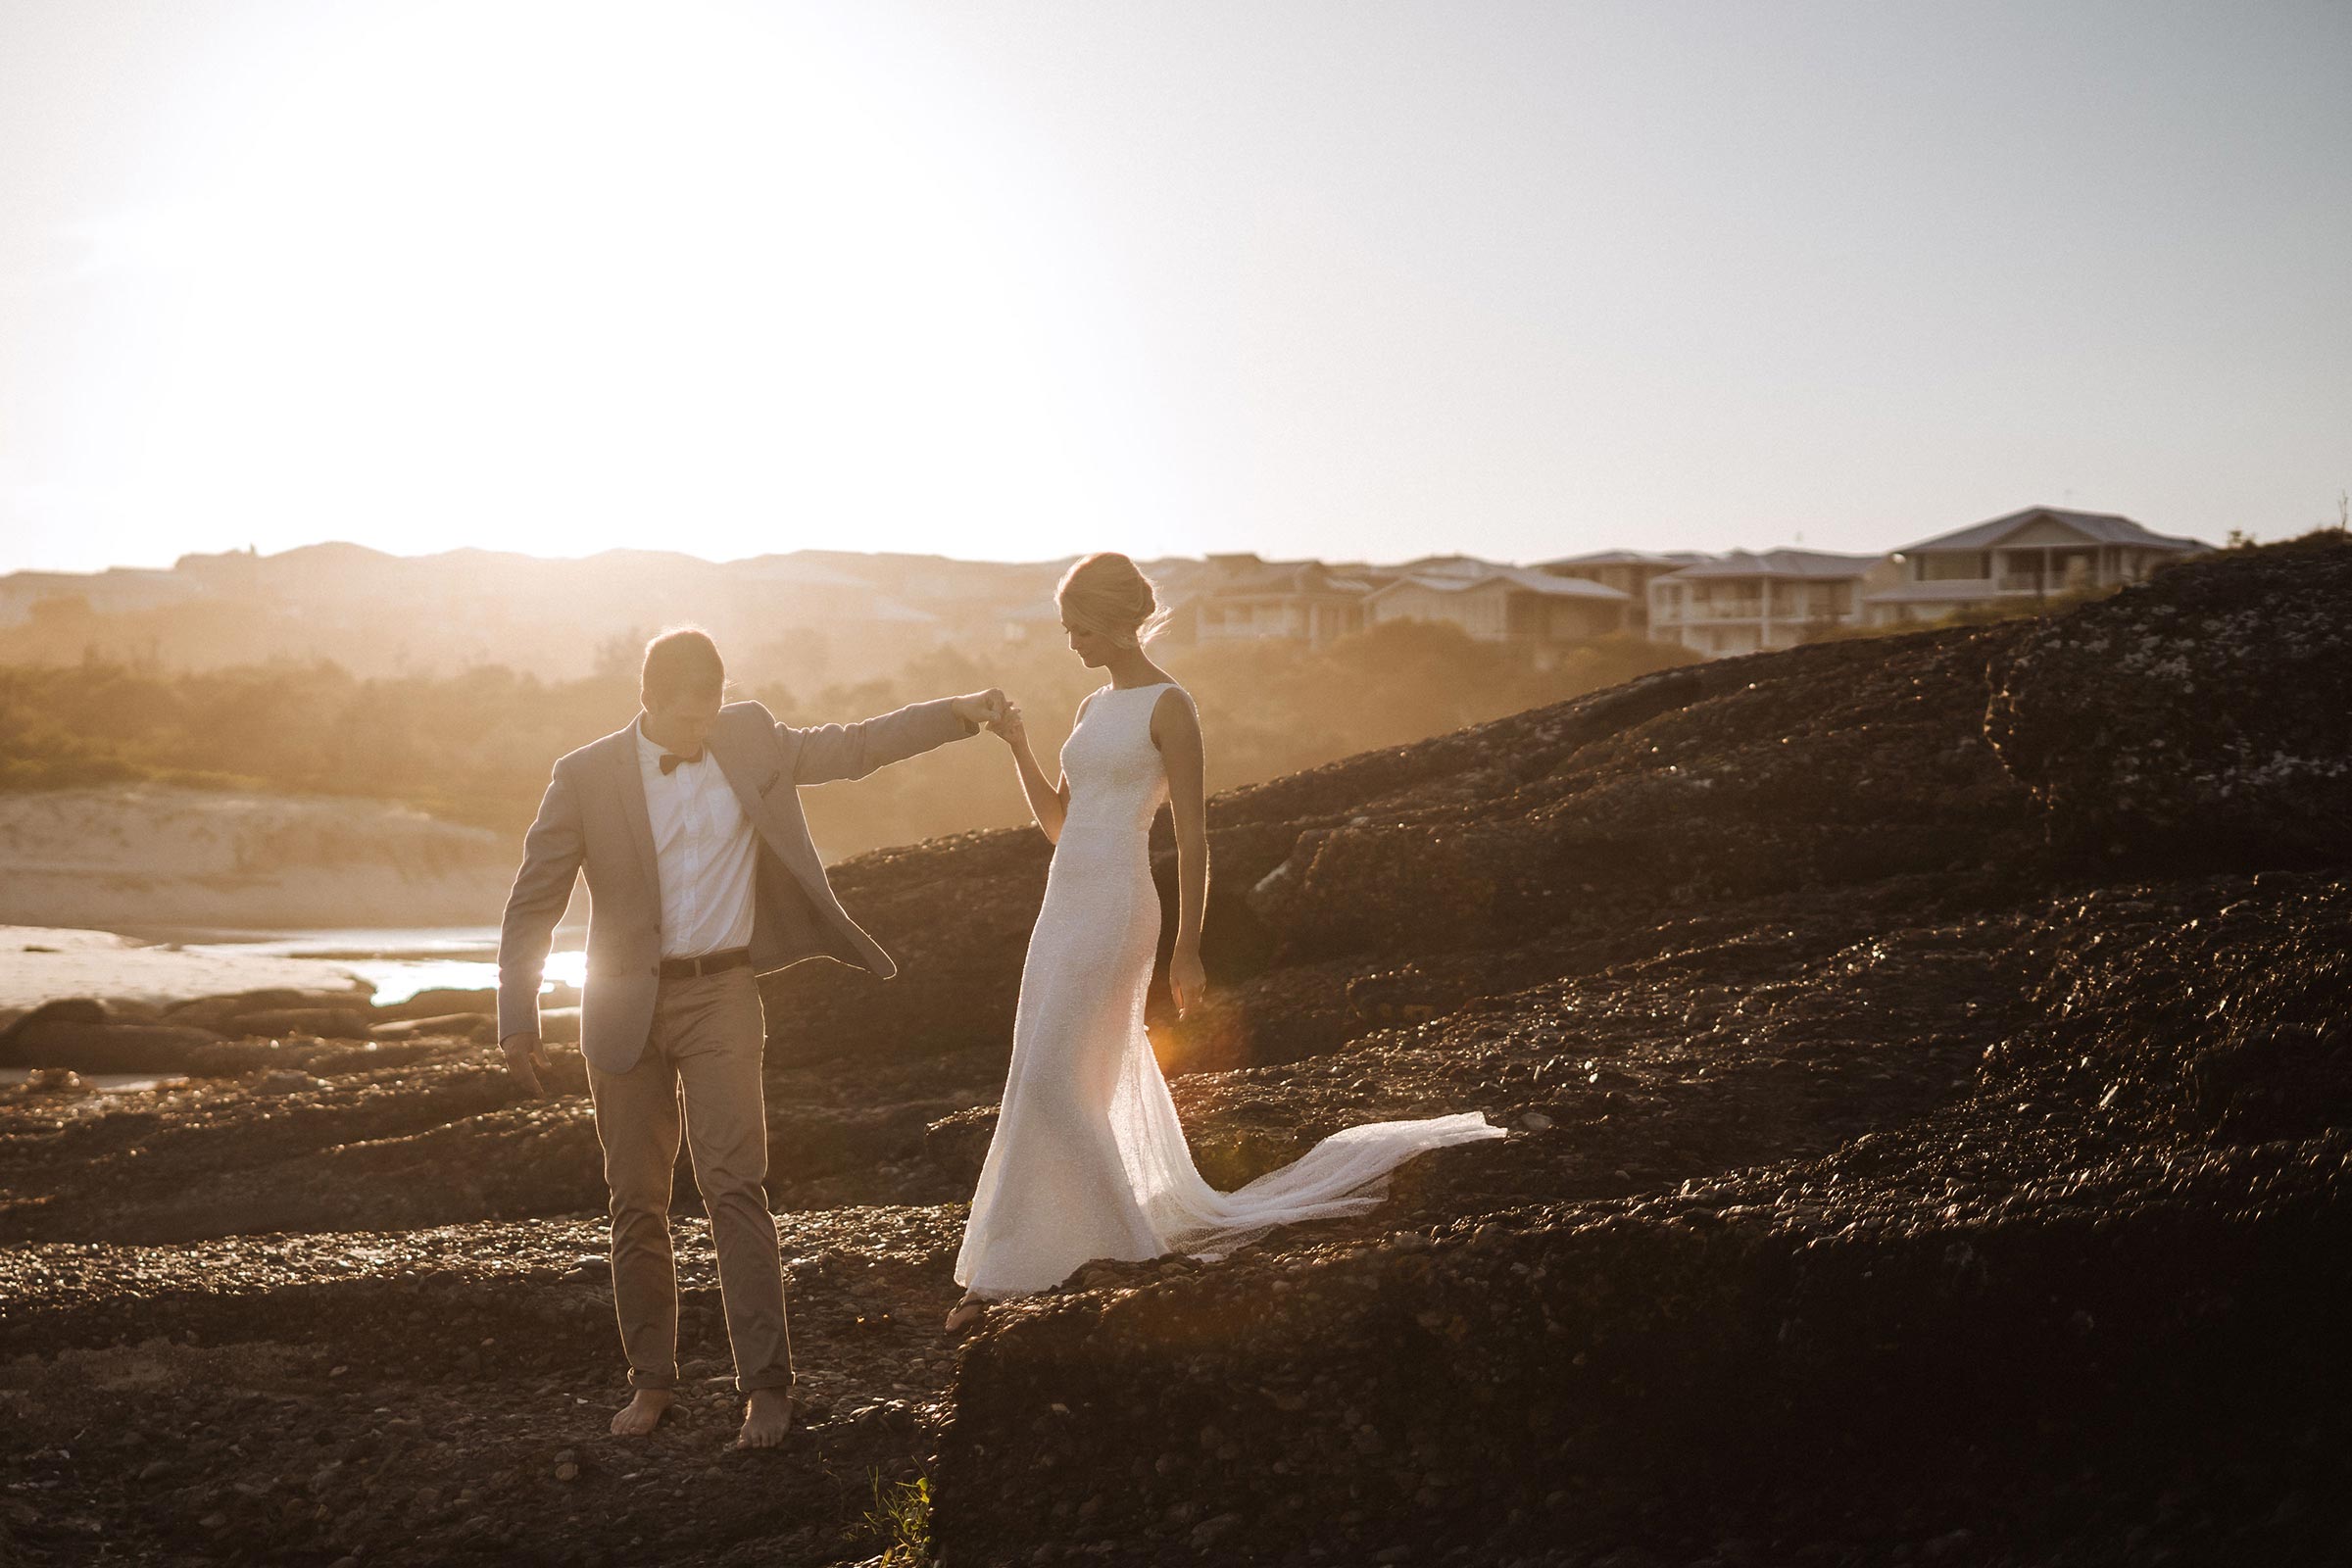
[93,1,1132,563]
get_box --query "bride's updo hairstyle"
[1056,552,1169,648]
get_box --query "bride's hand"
[953,688,1007,731]
[1169,944,1207,1016]
[990,700,1025,747]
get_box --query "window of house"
[1920,552,1991,581]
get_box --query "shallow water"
[112,925,586,1005]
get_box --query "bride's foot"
[944,1294,987,1334]
[610,1388,673,1436]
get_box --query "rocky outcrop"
[0,538,2344,1567]
[3,988,529,1075]
[1985,536,2352,867]
[919,538,2352,1565]
[0,1017,225,1073]
[932,870,2352,1565]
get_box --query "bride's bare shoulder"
[1149,683,1200,743]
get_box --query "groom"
[497,626,1002,1447]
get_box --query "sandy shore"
[0,784,522,929]
[0,925,364,1010]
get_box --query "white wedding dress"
[953,680,1505,1299]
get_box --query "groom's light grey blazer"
[497,697,973,1074]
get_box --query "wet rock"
[368,1013,496,1045]
[0,996,109,1046]
[2,1019,223,1073]
[164,990,363,1030]
[227,1007,374,1042]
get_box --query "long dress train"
[953,680,1504,1299]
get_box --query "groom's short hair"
[641,627,725,705]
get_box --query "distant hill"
[0,543,1082,682]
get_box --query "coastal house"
[1366,566,1631,655]
[1862,507,2209,626]
[1647,549,1893,658]
[1166,554,1375,648]
[1538,550,1715,632]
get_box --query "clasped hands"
[950,689,1010,733]
[952,688,1026,745]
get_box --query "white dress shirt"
[634,720,759,959]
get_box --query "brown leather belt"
[657,947,752,981]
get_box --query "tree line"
[0,621,1697,862]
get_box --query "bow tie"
[659,749,705,776]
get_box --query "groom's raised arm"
[498,763,585,1047]
[779,695,986,786]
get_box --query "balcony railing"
[1657,603,1863,623]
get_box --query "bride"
[946,552,1503,1331]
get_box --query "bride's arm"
[1153,689,1209,1015]
[997,697,1074,844]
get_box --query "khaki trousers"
[586,965,795,1395]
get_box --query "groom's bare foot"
[736,1388,794,1449]
[610,1389,673,1436]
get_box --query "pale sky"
[1,0,2346,574]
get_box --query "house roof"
[1655,549,1880,582]
[1540,549,1714,567]
[1369,567,1630,602]
[1391,554,1508,579]
[1184,557,1373,600]
[1896,507,2206,555]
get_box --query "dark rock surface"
[0,539,2346,1566]
[0,1018,225,1072]
[1985,533,2352,867]
[218,1004,377,1041]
